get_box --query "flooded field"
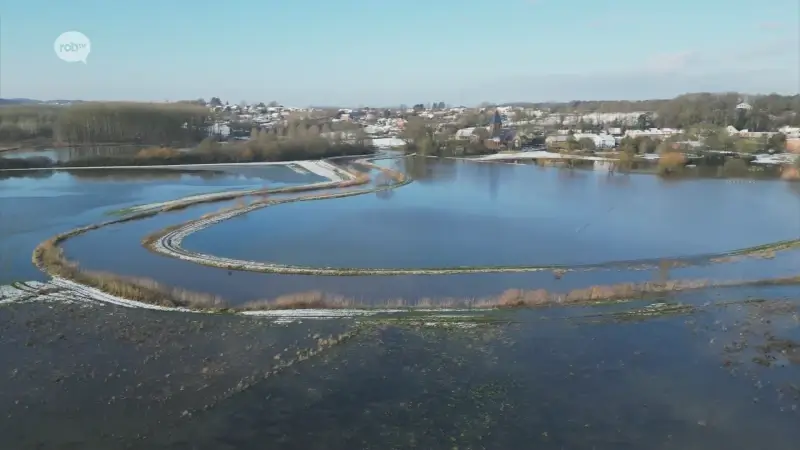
[2,286,800,449]
[0,166,323,283]
[47,156,800,305]
[2,154,800,448]
[186,158,800,266]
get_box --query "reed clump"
[28,234,799,312]
[378,166,407,183]
[483,280,711,308]
[135,147,182,159]
[33,236,225,309]
[657,152,687,176]
[242,291,355,310]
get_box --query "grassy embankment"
[32,163,373,311]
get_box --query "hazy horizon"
[3,83,799,111]
[2,0,798,106]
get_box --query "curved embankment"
[110,159,359,216]
[30,159,388,307]
[148,212,800,275]
[144,155,800,276]
[27,154,800,312]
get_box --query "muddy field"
[2,287,800,449]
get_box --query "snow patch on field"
[50,278,199,312]
[295,160,352,181]
[117,160,351,215]
[126,188,258,214]
[240,308,405,318]
[1,281,488,322]
[1,281,489,328]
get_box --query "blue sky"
[1,0,798,106]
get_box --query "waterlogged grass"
[5,292,800,448]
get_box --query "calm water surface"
[57,157,800,305]
[0,166,322,283]
[185,158,800,268]
[3,157,800,448]
[3,144,147,162]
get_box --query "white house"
[573,133,616,149]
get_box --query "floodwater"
[0,166,323,283]
[2,144,148,162]
[2,286,800,449]
[3,156,800,449]
[54,156,800,305]
[186,158,800,267]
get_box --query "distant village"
[200,99,800,164]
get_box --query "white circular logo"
[54,31,91,64]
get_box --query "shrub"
[136,146,181,159]
[657,152,686,176]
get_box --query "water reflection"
[4,145,147,163]
[599,172,632,188]
[374,173,394,200]
[488,163,499,200]
[0,165,321,283]
[0,170,54,181]
[788,182,800,198]
[181,157,800,271]
[67,169,212,182]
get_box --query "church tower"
[491,109,502,137]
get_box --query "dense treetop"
[504,92,800,129]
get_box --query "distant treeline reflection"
[0,139,375,170]
[0,168,224,182]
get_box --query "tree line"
[513,92,800,130]
[547,130,788,155]
[0,102,212,145]
[0,139,374,171]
